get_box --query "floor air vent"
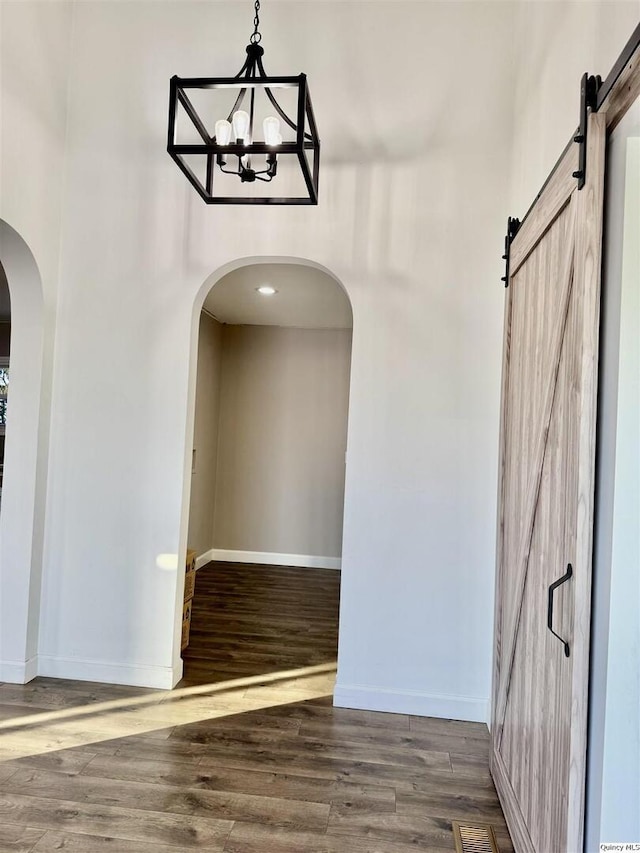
[453,821,500,853]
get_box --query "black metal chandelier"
[167,0,319,205]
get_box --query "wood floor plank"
[0,719,172,761]
[87,736,208,765]
[197,749,452,789]
[0,751,97,776]
[0,711,173,740]
[0,565,511,852]
[0,765,18,785]
[400,771,499,798]
[0,681,161,710]
[252,702,411,731]
[153,684,279,710]
[186,634,332,651]
[82,754,396,808]
[297,720,491,756]
[0,705,56,724]
[495,827,517,853]
[449,751,494,778]
[3,767,330,831]
[224,823,453,853]
[409,715,490,740]
[396,789,506,823]
[160,707,450,768]
[182,564,339,688]
[192,733,453,773]
[157,710,301,734]
[242,680,335,702]
[327,804,456,848]
[0,792,232,849]
[31,831,193,853]
[0,824,45,853]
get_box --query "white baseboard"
[208,549,341,570]
[333,682,490,723]
[195,549,215,570]
[0,656,38,684]
[37,655,179,690]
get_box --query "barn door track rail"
[499,21,640,286]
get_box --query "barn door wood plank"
[509,148,579,277]
[491,110,606,852]
[494,196,577,739]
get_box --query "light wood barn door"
[491,112,606,853]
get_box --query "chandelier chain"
[250,0,262,43]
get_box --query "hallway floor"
[0,563,513,852]
[181,562,341,687]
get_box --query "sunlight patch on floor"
[0,663,337,762]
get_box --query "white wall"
[6,0,514,706]
[0,1,72,681]
[509,1,640,214]
[213,325,352,561]
[187,312,223,558]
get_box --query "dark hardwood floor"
[0,562,513,852]
[181,562,341,686]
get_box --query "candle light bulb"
[232,110,250,142]
[263,116,281,146]
[215,119,232,145]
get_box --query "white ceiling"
[203,263,352,329]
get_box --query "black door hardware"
[501,216,521,287]
[547,563,573,657]
[572,73,601,190]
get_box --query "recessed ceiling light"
[256,285,277,296]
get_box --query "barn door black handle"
[547,563,573,657]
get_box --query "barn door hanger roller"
[501,72,601,287]
[499,23,640,285]
[501,216,521,288]
[572,73,601,190]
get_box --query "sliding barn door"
[491,112,606,853]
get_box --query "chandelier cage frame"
[167,43,320,205]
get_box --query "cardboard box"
[186,549,197,575]
[184,548,197,602]
[183,569,196,602]
[181,599,192,651]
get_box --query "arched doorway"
[0,220,48,683]
[174,257,353,688]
